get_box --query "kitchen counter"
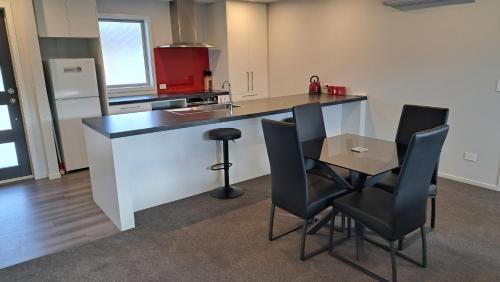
[85,94,366,139]
[107,90,229,106]
[83,93,367,231]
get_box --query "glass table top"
[302,134,403,176]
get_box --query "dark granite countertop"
[84,94,367,139]
[108,90,229,106]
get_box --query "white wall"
[268,0,500,190]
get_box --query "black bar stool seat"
[208,128,245,199]
[208,128,241,141]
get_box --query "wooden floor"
[0,170,119,269]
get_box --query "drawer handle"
[64,67,82,73]
[120,105,141,110]
[243,94,258,97]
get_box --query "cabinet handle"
[120,105,141,110]
[251,72,254,91]
[243,94,258,97]
[246,72,250,91]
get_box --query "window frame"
[97,14,156,95]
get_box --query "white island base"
[84,101,366,231]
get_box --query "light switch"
[496,80,500,92]
[160,84,167,90]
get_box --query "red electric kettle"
[309,75,321,95]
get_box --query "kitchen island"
[83,93,367,230]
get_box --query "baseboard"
[438,172,499,191]
[0,175,33,186]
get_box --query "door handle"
[246,72,250,92]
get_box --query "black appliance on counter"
[151,95,219,111]
[186,96,218,107]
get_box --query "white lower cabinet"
[108,103,152,115]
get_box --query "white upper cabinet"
[34,0,99,38]
[65,0,99,38]
[247,3,268,96]
[227,1,250,96]
[33,0,70,37]
[226,1,268,101]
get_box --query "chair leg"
[300,219,308,260]
[341,214,346,233]
[421,226,428,268]
[300,218,332,260]
[329,210,337,253]
[268,203,275,241]
[331,226,426,282]
[347,217,352,238]
[363,225,428,268]
[330,235,398,281]
[355,222,365,261]
[268,204,303,241]
[431,197,436,229]
[270,204,330,260]
[397,238,404,251]
[390,241,398,282]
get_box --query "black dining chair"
[374,105,449,232]
[292,102,326,142]
[261,119,350,260]
[292,103,350,181]
[293,103,354,234]
[330,125,449,282]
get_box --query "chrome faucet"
[222,80,233,105]
[222,80,234,115]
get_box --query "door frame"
[0,1,35,184]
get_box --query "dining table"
[301,133,404,258]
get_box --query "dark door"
[0,10,31,181]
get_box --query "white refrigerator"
[44,58,102,172]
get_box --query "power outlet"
[464,152,478,162]
[496,80,500,92]
[159,84,167,90]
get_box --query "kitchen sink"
[165,104,243,115]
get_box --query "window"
[98,17,153,91]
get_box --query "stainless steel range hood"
[159,0,213,48]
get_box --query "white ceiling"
[162,0,282,3]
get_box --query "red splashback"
[154,47,209,94]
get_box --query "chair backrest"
[262,119,309,218]
[292,103,326,142]
[395,104,449,184]
[392,125,449,237]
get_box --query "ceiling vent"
[383,0,474,7]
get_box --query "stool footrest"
[210,163,233,171]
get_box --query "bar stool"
[208,128,245,199]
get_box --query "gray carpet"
[1,176,500,281]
